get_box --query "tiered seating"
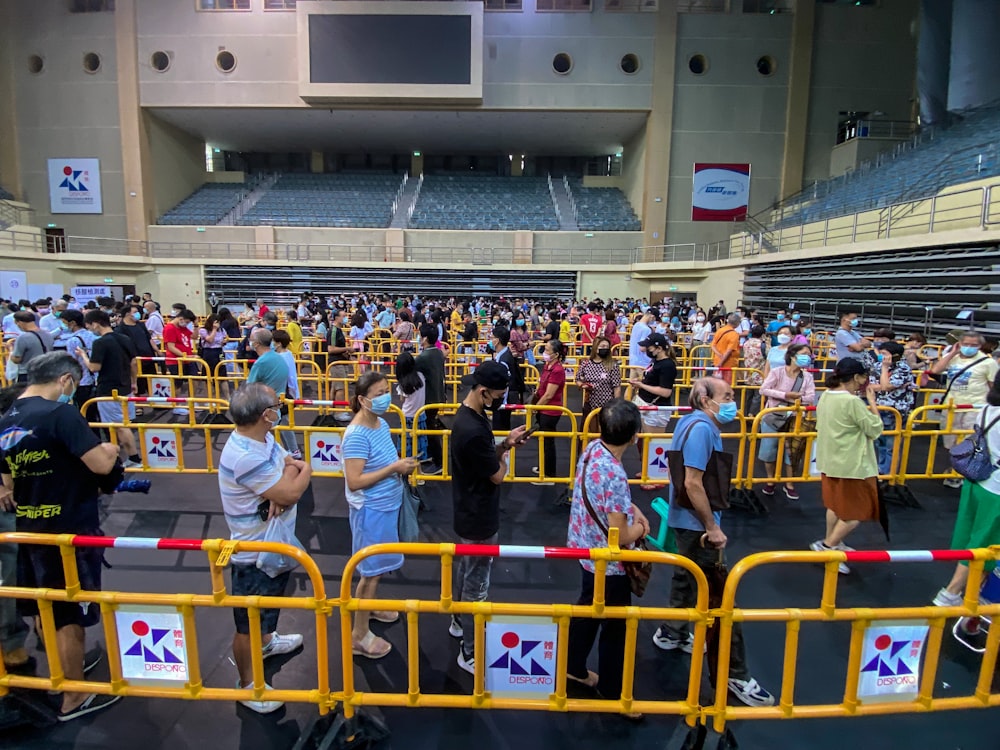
[775,104,1000,229]
[565,178,641,231]
[238,173,401,228]
[409,175,559,231]
[159,183,248,225]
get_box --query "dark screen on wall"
[308,15,472,85]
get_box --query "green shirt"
[815,390,883,479]
[247,350,289,396]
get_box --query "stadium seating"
[565,177,641,231]
[158,182,249,226]
[408,175,559,231]
[773,103,1000,229]
[237,172,402,228]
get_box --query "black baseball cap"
[638,332,669,348]
[461,360,510,390]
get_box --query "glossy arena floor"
[4,399,999,749]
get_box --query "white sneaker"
[727,677,775,707]
[172,407,189,416]
[943,477,964,489]
[809,541,850,575]
[123,458,143,469]
[651,628,703,654]
[530,481,555,486]
[933,588,963,607]
[262,632,303,659]
[448,616,463,639]
[456,644,475,675]
[236,680,283,714]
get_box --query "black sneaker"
[424,464,443,476]
[57,693,122,722]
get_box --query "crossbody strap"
[977,409,1000,457]
[29,330,49,353]
[942,357,988,402]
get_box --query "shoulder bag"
[950,409,1000,483]
[761,371,804,432]
[398,480,422,543]
[667,420,733,511]
[578,449,651,597]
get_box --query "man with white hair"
[39,298,69,350]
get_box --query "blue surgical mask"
[712,400,738,424]
[776,314,785,321]
[802,328,812,335]
[58,380,76,404]
[368,393,392,415]
[791,314,800,321]
[795,353,812,367]
[266,325,275,330]
[133,311,141,321]
[516,319,524,326]
[777,334,792,345]
[58,321,70,331]
[850,318,860,328]
[269,342,276,351]
[960,345,980,358]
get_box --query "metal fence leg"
[292,706,390,750]
[665,721,740,750]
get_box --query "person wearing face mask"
[0,352,123,721]
[867,340,915,479]
[758,344,817,500]
[654,377,776,708]
[450,361,529,674]
[489,326,523,432]
[246,328,299,458]
[531,340,568,486]
[811,358,884,572]
[576,335,622,417]
[509,315,532,370]
[115,304,155,398]
[218,383,309,714]
[342,372,419,661]
[791,317,812,346]
[39,299,69,350]
[628,309,655,380]
[762,325,793,380]
[765,310,789,347]
[629,332,678,489]
[691,310,712,345]
[60,309,97,416]
[834,311,872,361]
[711,313,742,385]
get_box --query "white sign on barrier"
[485,617,558,698]
[150,378,174,398]
[116,605,188,683]
[309,432,343,472]
[144,429,179,469]
[858,620,929,702]
[647,438,671,481]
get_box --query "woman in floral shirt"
[565,399,650,717]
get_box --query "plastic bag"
[256,506,305,578]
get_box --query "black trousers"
[567,569,632,698]
[425,408,443,466]
[536,412,561,478]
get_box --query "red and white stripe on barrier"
[454,543,589,560]
[71,535,205,551]
[355,360,396,367]
[291,399,350,407]
[636,405,692,413]
[843,549,975,564]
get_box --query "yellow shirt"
[559,320,572,343]
[450,309,463,330]
[287,321,303,355]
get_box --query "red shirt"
[163,322,193,363]
[580,313,601,343]
[258,304,269,316]
[537,360,566,417]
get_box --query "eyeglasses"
[265,403,281,411]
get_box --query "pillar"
[779,0,816,200]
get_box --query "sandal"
[639,483,664,491]
[371,611,400,624]
[352,631,392,659]
[566,670,599,689]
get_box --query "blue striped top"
[342,418,402,512]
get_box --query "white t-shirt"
[978,405,1000,496]
[218,431,289,564]
[396,372,427,419]
[945,355,998,406]
[278,349,299,399]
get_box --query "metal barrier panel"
[135,356,217,404]
[289,402,406,477]
[897,402,982,483]
[0,533,336,713]
[337,532,710,720]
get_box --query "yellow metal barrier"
[337,528,711,720]
[0,532,336,714]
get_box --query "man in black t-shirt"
[326,308,353,423]
[0,352,121,721]
[543,310,560,343]
[449,361,528,675]
[415,324,447,473]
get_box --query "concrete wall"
[621,123,648,224]
[10,0,126,238]
[578,270,649,301]
[147,113,207,219]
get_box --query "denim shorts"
[349,505,403,577]
[17,541,104,629]
[230,563,291,635]
[97,399,137,423]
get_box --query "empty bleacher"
[772,103,1000,230]
[565,177,641,231]
[408,175,559,231]
[158,182,249,226]
[237,172,403,228]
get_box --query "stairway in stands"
[220,173,278,226]
[548,174,579,231]
[389,174,423,229]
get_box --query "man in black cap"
[449,361,529,676]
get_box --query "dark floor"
[4,406,999,750]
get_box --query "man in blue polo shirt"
[652,377,775,709]
[834,310,872,361]
[245,329,300,458]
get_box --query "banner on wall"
[691,163,750,221]
[47,158,103,214]
[71,285,110,306]
[0,271,28,301]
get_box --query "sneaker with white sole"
[727,677,775,707]
[448,616,463,639]
[943,477,964,489]
[456,642,475,675]
[172,408,190,416]
[933,588,963,607]
[809,541,850,575]
[123,458,143,470]
[57,692,122,722]
[651,627,703,654]
[236,680,284,714]
[424,464,443,476]
[262,632,303,660]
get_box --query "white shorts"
[97,399,137,424]
[632,395,671,429]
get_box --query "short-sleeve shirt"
[544,320,560,341]
[580,313,601,343]
[638,357,677,405]
[0,396,102,533]
[218,431,288,565]
[278,350,299,399]
[667,411,724,532]
[12,329,54,376]
[944,355,999,405]
[537,361,566,416]
[576,359,621,409]
[567,440,633,574]
[247,350,290,396]
[91,331,137,397]
[869,359,916,420]
[835,328,863,361]
[712,326,740,367]
[450,404,501,540]
[162,322,192,363]
[342,419,402,512]
[629,321,652,368]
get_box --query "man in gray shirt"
[9,311,55,382]
[834,310,872,362]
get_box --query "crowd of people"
[1,289,999,721]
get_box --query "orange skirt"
[821,475,879,522]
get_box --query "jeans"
[875,434,895,476]
[454,533,497,658]
[567,568,631,698]
[536,413,561,478]
[403,414,428,461]
[663,528,750,681]
[0,512,28,655]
